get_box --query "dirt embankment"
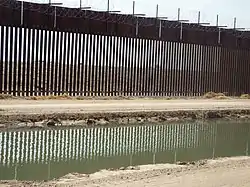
[0,99,250,129]
[1,157,250,187]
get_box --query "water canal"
[0,120,250,181]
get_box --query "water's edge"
[0,109,250,130]
[1,156,250,186]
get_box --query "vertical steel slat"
[21,28,27,96]
[136,38,141,96]
[102,36,108,96]
[176,42,181,96]
[165,42,170,96]
[8,26,14,95]
[65,32,71,95]
[95,35,100,96]
[145,39,150,96]
[50,30,56,96]
[192,44,198,96]
[148,39,153,96]
[176,42,182,96]
[4,26,9,95]
[97,35,103,96]
[185,44,191,96]
[155,40,160,96]
[140,39,145,96]
[180,43,186,96]
[25,28,31,96]
[151,40,156,96]
[171,42,176,96]
[107,36,113,96]
[42,30,48,96]
[121,37,126,96]
[159,41,165,96]
[77,33,82,96]
[130,37,135,96]
[163,41,168,96]
[61,32,67,95]
[88,34,93,96]
[123,37,129,96]
[117,37,122,96]
[30,28,36,96]
[141,39,146,96]
[46,30,52,96]
[120,37,125,96]
[80,33,86,96]
[196,44,201,95]
[69,32,75,96]
[13,26,19,96]
[73,32,78,96]
[126,37,132,96]
[0,26,3,94]
[91,35,96,96]
[54,30,60,95]
[111,36,116,96]
[38,29,43,96]
[114,36,120,96]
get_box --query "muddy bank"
[0,109,250,130]
[48,156,250,187]
[1,156,250,187]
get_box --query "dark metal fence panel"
[0,26,3,94]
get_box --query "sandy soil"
[1,99,250,115]
[41,157,250,187]
[0,99,250,129]
[1,157,250,187]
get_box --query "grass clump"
[76,96,85,100]
[0,94,14,100]
[203,91,218,99]
[203,92,230,99]
[240,94,250,99]
[215,95,230,100]
[29,93,71,100]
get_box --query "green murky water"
[0,120,250,181]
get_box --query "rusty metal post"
[136,19,139,36]
[216,14,219,27]
[156,4,159,19]
[198,11,200,24]
[177,8,180,21]
[217,15,221,44]
[54,6,57,28]
[107,0,110,12]
[21,1,23,26]
[233,17,237,30]
[159,20,162,38]
[180,22,183,40]
[133,1,135,16]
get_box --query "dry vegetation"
[0,94,15,100]
[240,94,250,99]
[0,92,249,100]
[203,91,230,99]
[28,95,173,101]
[29,93,71,100]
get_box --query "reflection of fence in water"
[0,123,217,167]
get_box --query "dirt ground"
[1,157,250,187]
[1,99,250,115]
[0,99,250,129]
